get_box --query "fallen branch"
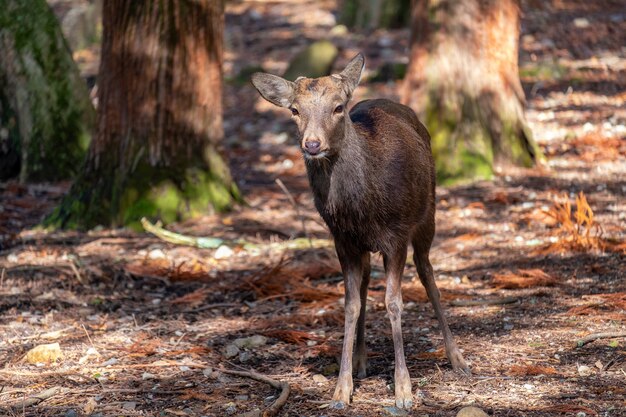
[141,217,332,253]
[13,386,60,408]
[220,368,290,417]
[141,218,224,248]
[574,331,626,348]
[450,296,519,306]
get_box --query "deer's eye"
[334,105,344,114]
[290,108,299,116]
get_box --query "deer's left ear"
[339,53,365,96]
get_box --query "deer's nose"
[304,140,321,155]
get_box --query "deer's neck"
[305,118,367,216]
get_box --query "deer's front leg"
[330,242,365,409]
[384,245,413,409]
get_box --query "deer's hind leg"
[412,226,470,374]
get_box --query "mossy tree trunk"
[47,0,241,230]
[401,0,542,185]
[0,0,94,182]
[341,0,411,30]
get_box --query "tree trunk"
[401,0,542,184]
[0,0,94,182]
[47,0,241,229]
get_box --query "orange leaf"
[414,348,446,360]
[493,269,557,289]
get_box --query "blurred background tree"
[0,0,94,182]
[402,0,542,184]
[48,0,241,229]
[341,0,411,30]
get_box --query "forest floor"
[1,0,625,416]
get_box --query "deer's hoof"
[395,398,413,409]
[448,349,471,376]
[329,400,347,409]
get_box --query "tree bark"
[0,0,94,182]
[401,0,542,184]
[47,0,241,229]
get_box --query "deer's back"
[349,99,435,198]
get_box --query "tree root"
[450,296,519,306]
[141,217,332,253]
[220,368,290,417]
[13,386,60,408]
[574,331,626,348]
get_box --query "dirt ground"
[1,1,625,416]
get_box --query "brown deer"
[251,53,470,409]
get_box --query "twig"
[184,302,239,313]
[275,178,310,244]
[574,331,626,348]
[12,386,60,408]
[172,332,186,348]
[7,326,75,343]
[69,260,84,284]
[0,387,30,397]
[450,296,519,306]
[220,367,290,417]
[81,323,97,351]
[0,267,5,287]
[106,360,206,370]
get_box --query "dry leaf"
[493,269,557,289]
[262,329,319,345]
[84,397,97,414]
[414,348,446,360]
[169,287,211,307]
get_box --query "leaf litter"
[0,0,625,416]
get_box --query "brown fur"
[251,54,469,410]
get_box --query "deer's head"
[251,53,365,160]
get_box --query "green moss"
[0,0,94,181]
[341,0,410,29]
[46,147,242,230]
[519,60,566,82]
[370,62,407,83]
[227,65,265,86]
[426,94,494,185]
[283,41,338,81]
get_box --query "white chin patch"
[304,151,327,161]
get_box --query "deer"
[251,53,470,409]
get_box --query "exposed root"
[12,386,60,409]
[141,217,332,252]
[575,331,626,348]
[451,296,519,306]
[220,368,290,417]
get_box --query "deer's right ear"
[251,73,295,108]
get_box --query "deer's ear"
[339,53,365,95]
[251,73,295,108]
